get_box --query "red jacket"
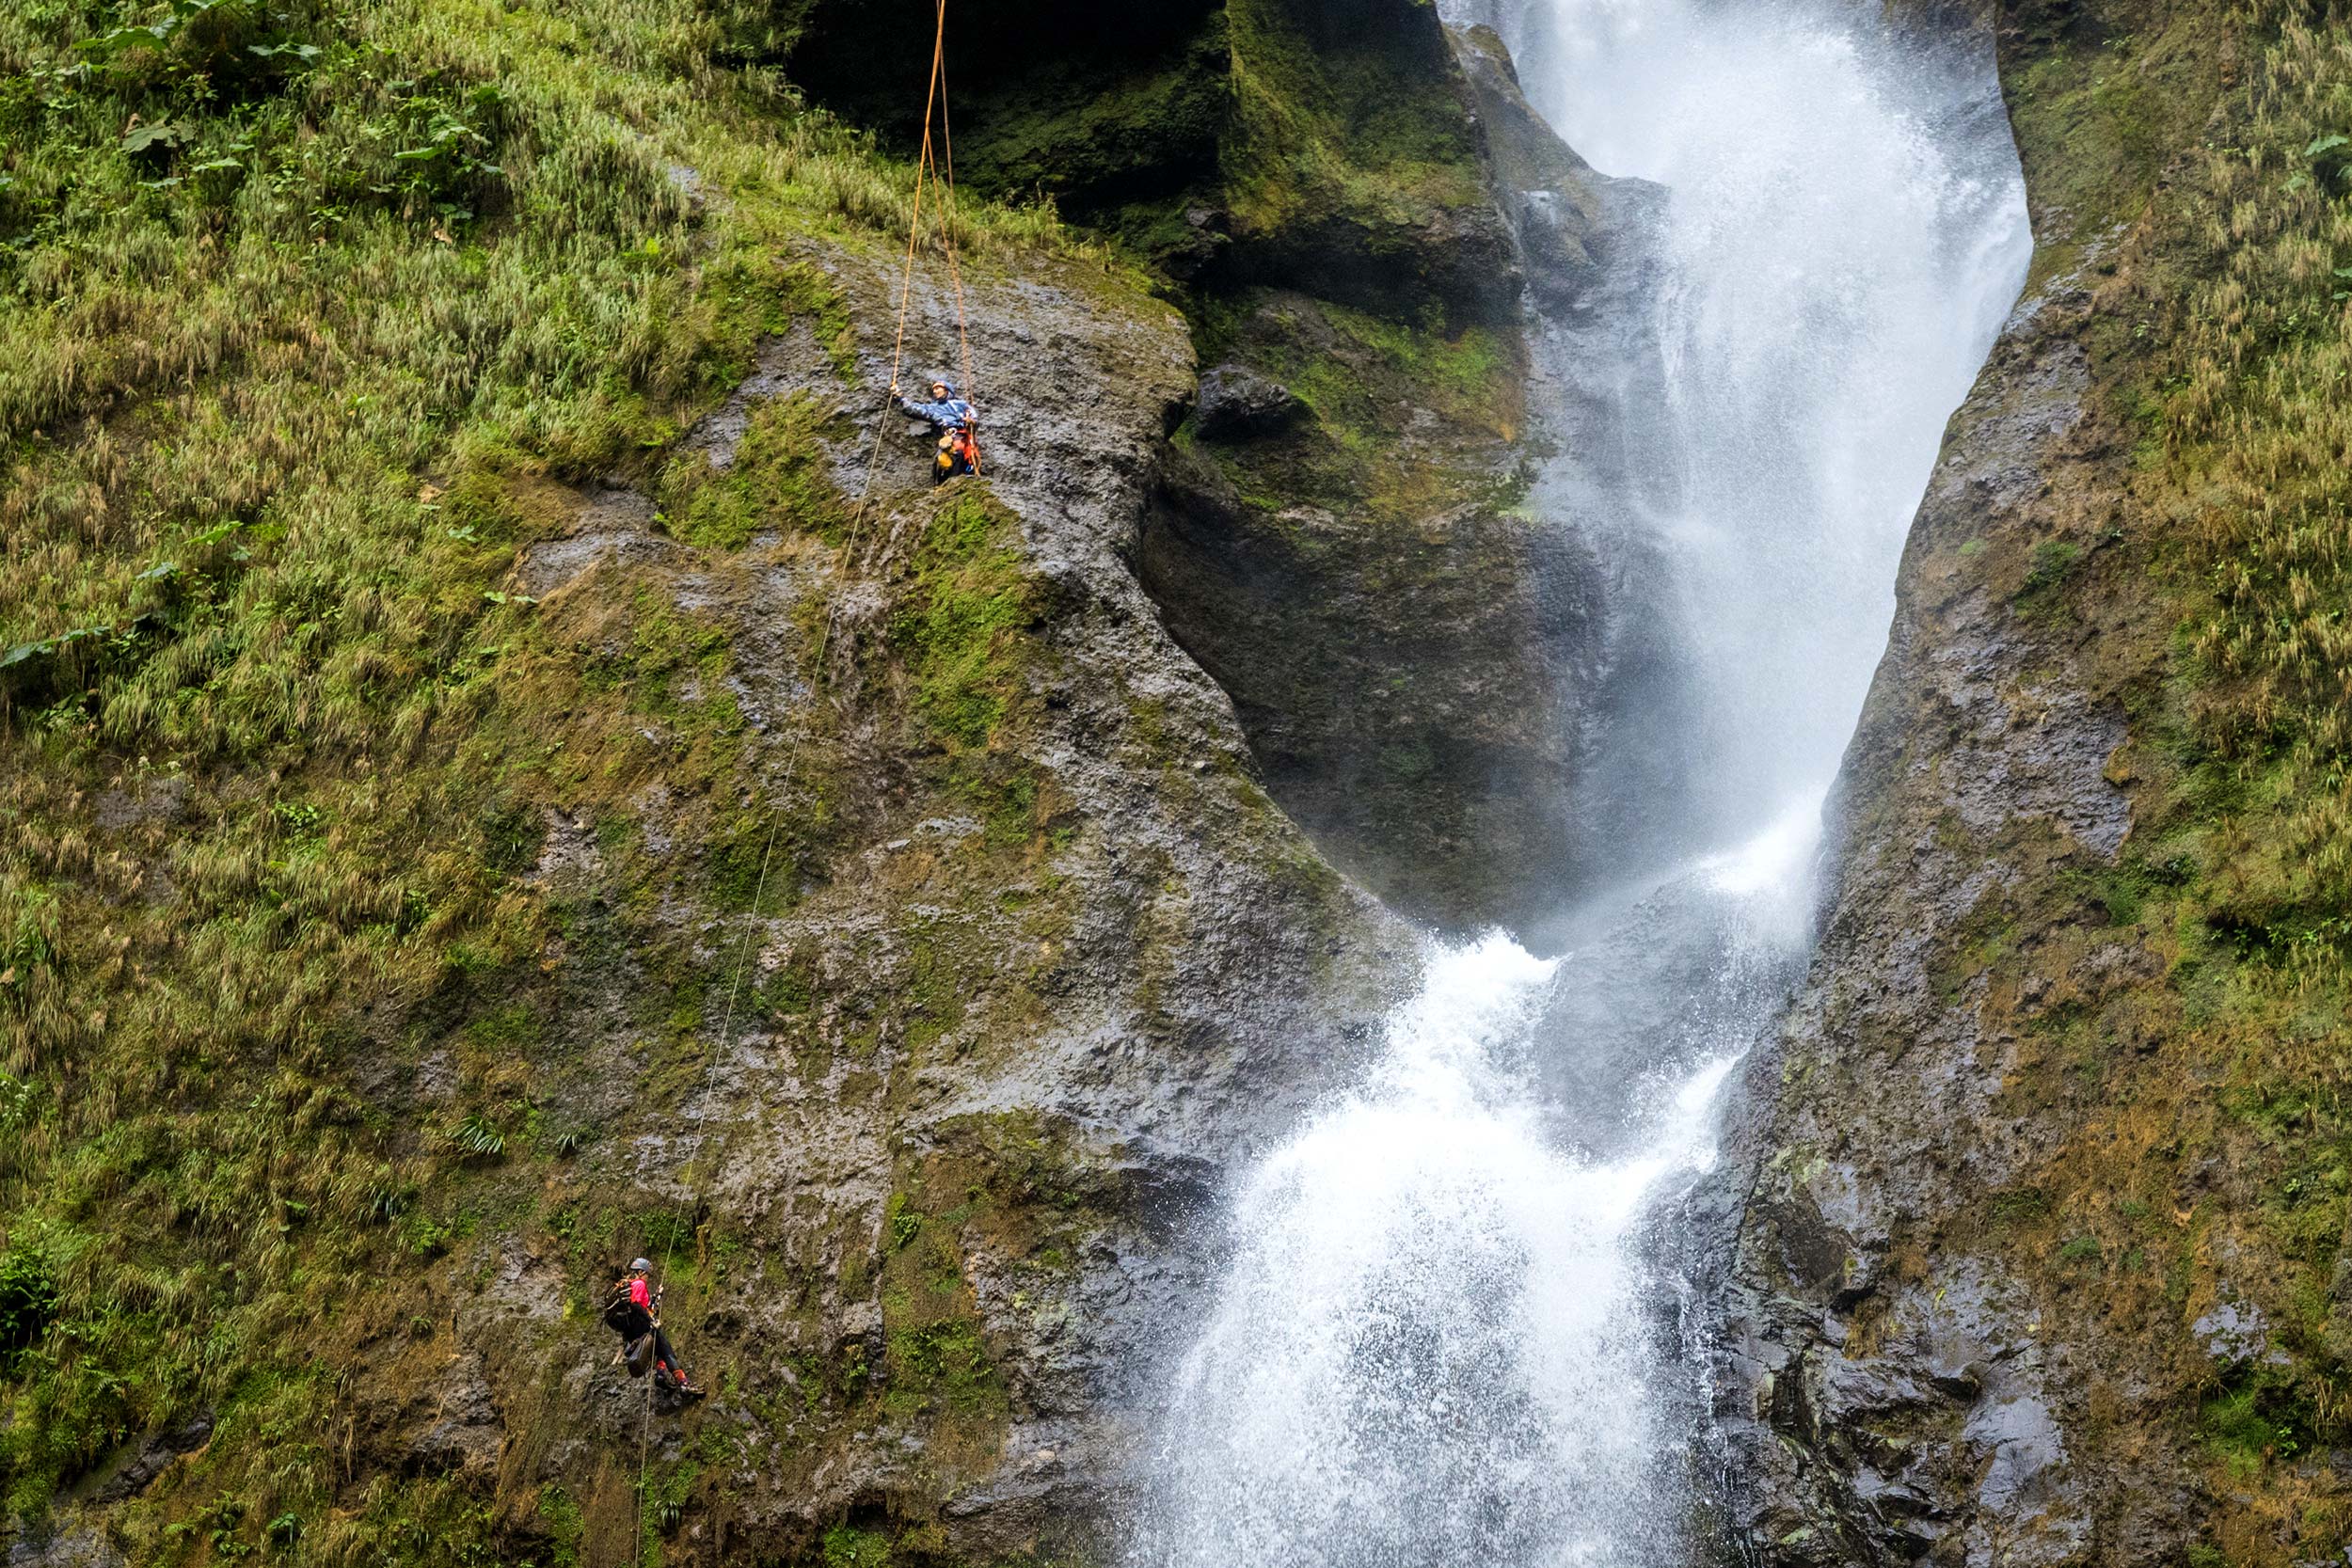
[627,1277,652,1310]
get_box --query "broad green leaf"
[121,120,183,154]
[77,21,175,55]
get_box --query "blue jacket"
[898,393,975,430]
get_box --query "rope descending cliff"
[628,1,978,1554]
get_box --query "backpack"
[933,425,980,483]
[603,1279,651,1338]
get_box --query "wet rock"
[1451,24,1613,309]
[404,1350,502,1478]
[1139,31,1674,942]
[1697,71,2198,1565]
[2192,1298,2280,1370]
[1192,366,1303,440]
[90,775,185,832]
[6,1530,121,1568]
[515,488,676,598]
[87,1412,213,1504]
[1143,447,1607,938]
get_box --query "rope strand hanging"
[628,8,974,1559]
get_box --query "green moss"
[885,1193,923,1252]
[757,950,818,1018]
[1194,289,1520,530]
[639,1459,701,1565]
[537,1486,586,1568]
[900,940,972,1053]
[1279,301,1512,436]
[2002,17,2217,287]
[2201,1369,2313,1475]
[2020,538,2083,596]
[708,805,803,914]
[954,17,1234,227]
[890,491,1041,750]
[882,1319,1006,1422]
[1989,1186,2054,1229]
[1218,0,1486,292]
[824,1527,896,1568]
[663,390,855,548]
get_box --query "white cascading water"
[1131,0,2031,1562]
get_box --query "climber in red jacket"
[602,1259,702,1398]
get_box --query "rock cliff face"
[469,245,1413,1563]
[1706,220,2160,1568]
[1706,0,2352,1562]
[1137,20,1674,944]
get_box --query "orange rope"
[625,13,968,1560]
[932,16,979,467]
[886,0,952,404]
[695,13,954,1180]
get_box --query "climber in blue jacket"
[893,375,981,483]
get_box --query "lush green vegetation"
[2157,8,2352,1553]
[0,0,1089,1560]
[1966,1,2352,1559]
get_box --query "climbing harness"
[625,6,979,1562]
[935,425,980,484]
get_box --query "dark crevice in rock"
[1140,443,1601,940]
[787,0,1229,224]
[1132,22,1683,948]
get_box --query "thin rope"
[627,11,968,1553]
[688,0,952,1225]
[630,1368,654,1566]
[885,0,952,407]
[933,17,979,453]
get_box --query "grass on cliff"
[1976,1,2352,1557]
[0,0,1088,1559]
[2169,8,2352,926]
[2153,11,2352,1546]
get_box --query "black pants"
[619,1323,685,1384]
[647,1327,686,1385]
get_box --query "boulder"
[1192,366,1304,440]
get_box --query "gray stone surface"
[421,243,1415,1555]
[1690,245,2193,1565]
[1193,365,1304,440]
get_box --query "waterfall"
[1130,0,2031,1561]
